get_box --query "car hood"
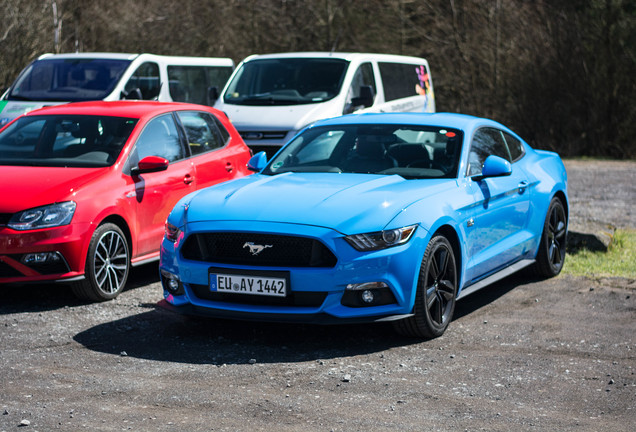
[0,165,105,213]
[219,99,341,133]
[183,173,454,234]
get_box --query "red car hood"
[0,165,106,213]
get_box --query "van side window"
[124,62,160,100]
[467,128,511,176]
[132,113,184,163]
[168,66,232,106]
[378,62,425,102]
[177,111,226,155]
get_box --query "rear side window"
[168,65,233,106]
[177,111,226,155]
[502,131,525,162]
[378,62,428,102]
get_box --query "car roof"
[24,101,214,119]
[38,52,139,61]
[241,52,428,64]
[308,112,508,133]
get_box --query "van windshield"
[7,58,132,102]
[223,58,348,106]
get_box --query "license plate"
[210,271,287,297]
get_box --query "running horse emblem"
[243,242,273,256]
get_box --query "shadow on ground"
[71,273,528,365]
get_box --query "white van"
[214,52,435,153]
[0,53,234,127]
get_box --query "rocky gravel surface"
[1,160,635,431]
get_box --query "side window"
[124,62,160,100]
[467,128,510,176]
[133,114,184,163]
[177,111,225,155]
[378,62,423,102]
[168,66,207,105]
[502,131,525,162]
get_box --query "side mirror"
[247,151,268,172]
[475,155,512,180]
[208,86,219,105]
[121,88,143,100]
[351,85,374,109]
[131,155,169,175]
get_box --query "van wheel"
[393,235,458,339]
[71,223,130,302]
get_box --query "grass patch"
[564,229,636,278]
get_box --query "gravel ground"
[1,160,635,432]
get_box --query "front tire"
[71,223,130,301]
[533,197,567,277]
[393,235,458,339]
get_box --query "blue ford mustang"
[159,113,568,338]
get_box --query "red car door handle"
[225,162,233,172]
[184,174,194,185]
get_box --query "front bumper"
[159,220,428,324]
[0,222,92,283]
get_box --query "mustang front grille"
[181,233,337,268]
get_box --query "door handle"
[225,162,234,173]
[518,180,529,194]
[183,174,194,185]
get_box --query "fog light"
[361,290,375,304]
[160,269,184,295]
[22,252,62,264]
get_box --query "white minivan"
[0,53,234,127]
[214,52,435,154]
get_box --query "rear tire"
[393,235,458,339]
[533,197,567,277]
[71,223,130,302]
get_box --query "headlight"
[8,202,76,231]
[164,222,182,243]
[345,225,417,251]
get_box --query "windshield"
[0,115,137,167]
[8,58,132,102]
[263,124,462,179]
[223,58,348,106]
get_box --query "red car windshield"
[0,115,138,168]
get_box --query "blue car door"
[464,127,531,284]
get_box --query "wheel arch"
[432,224,463,291]
[97,214,133,257]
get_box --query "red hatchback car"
[0,101,251,301]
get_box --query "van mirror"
[208,86,219,104]
[352,85,374,109]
